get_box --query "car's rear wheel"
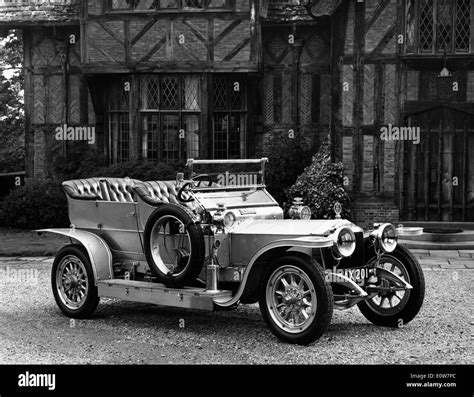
[144,204,205,288]
[51,245,99,319]
[259,254,333,345]
[358,245,425,327]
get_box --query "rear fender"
[38,228,113,285]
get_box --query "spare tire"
[144,204,205,287]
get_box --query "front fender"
[38,228,113,285]
[213,236,333,308]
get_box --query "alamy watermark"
[55,124,96,145]
[380,124,420,145]
[0,266,39,285]
[217,172,259,187]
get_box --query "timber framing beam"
[82,13,258,72]
[330,0,349,163]
[82,61,260,74]
[365,0,390,33]
[371,23,396,56]
[352,0,366,194]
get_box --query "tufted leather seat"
[133,181,184,206]
[62,179,103,201]
[101,178,139,202]
[62,178,140,203]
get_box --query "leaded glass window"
[109,114,130,163]
[407,0,471,54]
[134,0,156,10]
[437,0,453,50]
[456,0,471,51]
[212,76,246,159]
[141,75,201,163]
[111,0,132,10]
[161,76,180,110]
[183,0,204,8]
[406,0,417,52]
[109,78,130,163]
[419,0,435,52]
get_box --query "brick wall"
[363,64,374,124]
[344,1,354,54]
[33,128,46,179]
[362,135,374,192]
[235,0,249,12]
[130,20,168,62]
[467,71,474,101]
[383,139,395,194]
[342,136,353,191]
[384,64,396,124]
[84,5,254,67]
[365,0,397,53]
[343,65,353,127]
[353,199,400,228]
[406,70,419,101]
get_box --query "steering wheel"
[192,174,214,188]
[177,182,195,203]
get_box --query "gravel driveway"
[0,258,472,365]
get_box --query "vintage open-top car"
[40,158,425,345]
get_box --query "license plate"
[340,267,370,285]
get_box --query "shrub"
[1,179,69,229]
[286,141,352,220]
[92,160,183,182]
[0,122,25,173]
[52,147,107,180]
[53,147,183,182]
[265,131,315,205]
[0,159,185,230]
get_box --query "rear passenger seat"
[62,178,140,203]
[101,178,138,202]
[62,178,192,207]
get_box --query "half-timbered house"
[1,0,473,224]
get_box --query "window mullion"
[451,0,455,53]
[471,0,474,52]
[179,77,183,160]
[433,0,438,53]
[414,0,419,54]
[226,80,230,159]
[226,112,230,160]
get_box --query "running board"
[97,279,233,311]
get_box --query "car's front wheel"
[259,254,334,345]
[51,245,99,318]
[357,245,425,327]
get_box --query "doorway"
[403,106,474,221]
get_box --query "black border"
[0,364,472,396]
